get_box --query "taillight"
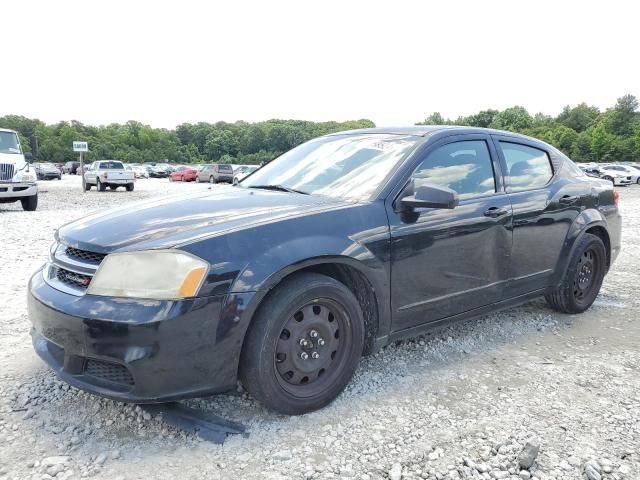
[613,191,619,206]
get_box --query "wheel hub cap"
[275,302,341,386]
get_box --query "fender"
[549,208,608,287]
[231,234,391,340]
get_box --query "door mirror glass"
[24,152,33,163]
[401,182,459,210]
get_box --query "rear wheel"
[545,233,606,314]
[126,183,134,192]
[240,272,364,415]
[97,179,106,192]
[209,176,215,184]
[21,193,38,211]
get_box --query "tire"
[233,177,239,185]
[83,179,91,191]
[195,176,200,183]
[97,179,106,192]
[126,183,134,192]
[209,176,215,184]
[21,193,38,211]
[545,233,607,314]
[603,176,614,184]
[240,272,365,415]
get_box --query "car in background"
[63,161,80,174]
[83,160,136,191]
[169,166,198,182]
[600,164,640,184]
[34,162,62,180]
[126,165,149,179]
[595,165,634,186]
[197,164,234,183]
[144,164,168,178]
[233,165,259,184]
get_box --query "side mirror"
[401,182,459,210]
[24,152,33,163]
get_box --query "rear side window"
[500,142,553,192]
[412,140,496,199]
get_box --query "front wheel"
[603,175,614,184]
[21,193,38,211]
[126,183,134,192]
[545,233,607,314]
[240,272,365,415]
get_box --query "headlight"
[87,250,209,300]
[14,170,36,182]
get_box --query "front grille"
[84,359,134,386]
[0,163,15,181]
[65,247,107,265]
[54,266,92,289]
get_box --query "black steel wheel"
[240,272,364,415]
[545,233,606,313]
[274,299,350,398]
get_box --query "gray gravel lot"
[0,176,638,480]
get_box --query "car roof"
[326,125,541,142]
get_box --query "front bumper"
[0,182,37,198]
[28,269,254,403]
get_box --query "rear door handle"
[559,195,579,205]
[484,206,509,218]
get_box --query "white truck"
[0,128,38,211]
[83,160,135,192]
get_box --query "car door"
[387,135,513,331]
[492,136,583,297]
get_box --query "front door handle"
[484,206,509,218]
[559,195,578,205]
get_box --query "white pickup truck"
[83,160,135,192]
[0,128,38,211]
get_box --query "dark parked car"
[63,161,80,174]
[28,127,621,415]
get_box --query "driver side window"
[412,140,496,200]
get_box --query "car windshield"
[242,134,419,200]
[0,131,21,154]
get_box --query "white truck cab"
[0,128,38,211]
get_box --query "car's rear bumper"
[28,269,253,403]
[0,182,37,198]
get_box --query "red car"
[169,166,198,182]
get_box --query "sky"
[2,0,638,129]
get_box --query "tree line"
[417,94,640,162]
[0,117,375,165]
[1,94,638,165]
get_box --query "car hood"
[57,186,350,253]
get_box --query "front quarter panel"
[180,201,392,335]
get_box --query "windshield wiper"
[247,185,309,195]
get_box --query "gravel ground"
[0,176,638,480]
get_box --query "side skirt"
[374,289,546,349]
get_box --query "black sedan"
[28,127,621,414]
